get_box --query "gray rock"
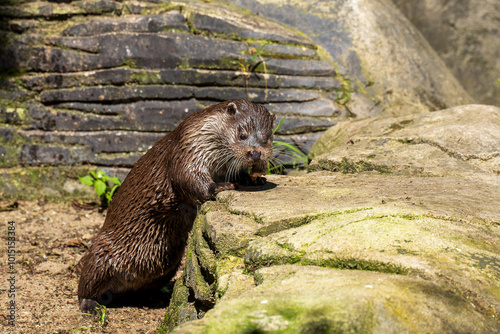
[21,68,341,92]
[40,85,195,103]
[346,92,384,118]
[62,12,189,36]
[263,58,335,77]
[165,170,500,332]
[0,0,121,19]
[194,87,320,103]
[249,42,319,59]
[0,128,15,142]
[231,0,473,115]
[310,104,500,176]
[30,33,248,72]
[92,153,143,168]
[186,2,315,47]
[391,0,500,106]
[265,99,344,117]
[20,145,89,165]
[275,116,336,135]
[20,130,163,154]
[175,265,499,333]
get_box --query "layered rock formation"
[0,0,474,199]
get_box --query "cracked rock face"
[309,104,500,176]
[1,0,475,177]
[1,1,343,172]
[164,171,500,333]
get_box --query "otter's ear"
[227,102,239,115]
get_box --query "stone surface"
[265,99,344,118]
[309,104,500,176]
[19,145,88,165]
[0,1,122,19]
[1,1,352,175]
[163,170,500,332]
[173,265,498,334]
[391,0,500,106]
[62,12,190,36]
[21,68,342,92]
[185,1,315,47]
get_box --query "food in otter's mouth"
[76,99,275,315]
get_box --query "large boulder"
[309,104,500,176]
[231,0,473,115]
[391,0,500,106]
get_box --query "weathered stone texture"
[391,0,500,106]
[1,1,347,171]
[1,0,477,176]
[231,0,474,115]
[62,12,190,36]
[309,104,500,176]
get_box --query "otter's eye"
[239,133,248,141]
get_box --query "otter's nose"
[247,150,261,161]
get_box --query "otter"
[77,99,275,314]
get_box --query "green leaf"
[110,177,122,185]
[79,175,94,186]
[105,192,113,205]
[94,179,107,196]
[109,184,120,198]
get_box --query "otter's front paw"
[209,182,238,197]
[251,175,267,185]
[238,172,267,186]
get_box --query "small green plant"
[79,170,122,208]
[495,78,500,86]
[240,43,269,100]
[335,78,353,106]
[71,305,108,331]
[240,43,269,74]
[268,118,309,174]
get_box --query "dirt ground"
[1,200,170,334]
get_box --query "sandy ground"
[1,200,170,333]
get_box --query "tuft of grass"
[268,118,309,174]
[240,43,269,100]
[71,305,107,331]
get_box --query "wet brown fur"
[77,99,275,314]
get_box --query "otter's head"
[208,99,275,181]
